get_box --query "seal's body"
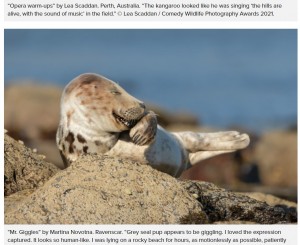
[57,73,250,177]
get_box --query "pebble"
[192,193,199,199]
[124,188,132,195]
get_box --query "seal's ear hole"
[139,103,146,109]
[94,85,98,89]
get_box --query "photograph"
[4,29,297,225]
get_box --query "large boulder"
[5,154,207,224]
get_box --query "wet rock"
[181,181,297,224]
[4,133,60,196]
[5,155,207,224]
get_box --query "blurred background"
[4,29,297,201]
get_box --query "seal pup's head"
[56,73,146,166]
[61,73,146,132]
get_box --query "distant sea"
[4,29,297,133]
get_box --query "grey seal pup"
[56,73,250,177]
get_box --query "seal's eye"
[111,89,121,95]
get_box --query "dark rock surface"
[181,181,297,224]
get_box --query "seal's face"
[63,73,146,132]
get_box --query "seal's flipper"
[129,111,157,145]
[189,150,235,165]
[173,131,250,153]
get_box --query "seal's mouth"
[113,112,139,128]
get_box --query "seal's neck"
[64,111,119,144]
[56,106,120,166]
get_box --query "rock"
[4,133,60,196]
[5,189,35,214]
[5,155,207,224]
[254,130,297,188]
[4,83,64,168]
[5,151,296,224]
[225,184,297,203]
[180,181,297,224]
[243,192,297,208]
